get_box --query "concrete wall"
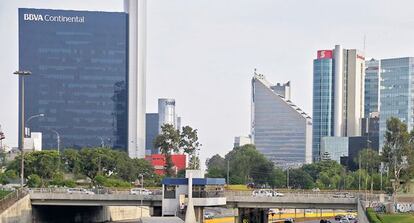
[105,206,150,221]
[357,200,369,223]
[0,195,32,223]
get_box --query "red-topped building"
[145,154,187,175]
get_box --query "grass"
[0,190,12,199]
[379,213,414,223]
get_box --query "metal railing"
[0,189,28,214]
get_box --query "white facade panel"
[334,45,343,136]
[125,0,146,158]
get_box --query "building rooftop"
[162,178,226,186]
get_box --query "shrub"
[27,174,42,188]
[366,208,382,223]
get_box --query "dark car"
[319,220,331,223]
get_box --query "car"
[67,188,94,195]
[346,214,356,220]
[339,217,350,223]
[284,218,295,223]
[272,191,284,197]
[334,215,344,220]
[203,212,214,219]
[130,188,152,195]
[319,220,331,223]
[312,187,321,192]
[252,189,272,197]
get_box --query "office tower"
[146,98,182,155]
[320,136,348,163]
[146,113,159,155]
[158,98,177,132]
[312,50,335,162]
[19,9,129,150]
[312,45,365,161]
[19,1,147,157]
[251,73,312,166]
[233,136,252,148]
[364,59,380,116]
[124,0,147,158]
[379,57,414,150]
[361,112,379,152]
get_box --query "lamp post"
[14,70,31,189]
[50,129,60,154]
[50,129,61,171]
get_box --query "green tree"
[27,174,42,188]
[225,144,274,185]
[154,124,180,176]
[7,151,60,180]
[381,117,413,196]
[180,126,201,169]
[206,154,226,178]
[269,168,286,188]
[288,169,314,189]
[61,149,81,174]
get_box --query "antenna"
[363,34,366,53]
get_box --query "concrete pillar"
[195,207,204,223]
[185,173,196,223]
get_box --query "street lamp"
[26,114,45,137]
[50,129,60,154]
[14,70,31,189]
[50,129,61,171]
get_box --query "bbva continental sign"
[23,13,85,23]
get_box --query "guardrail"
[29,187,162,195]
[0,189,28,214]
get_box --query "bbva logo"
[23,14,44,21]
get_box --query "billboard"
[317,50,333,59]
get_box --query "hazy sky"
[1,0,414,166]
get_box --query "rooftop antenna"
[363,34,366,54]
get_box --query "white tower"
[158,98,176,132]
[124,0,147,158]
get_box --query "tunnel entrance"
[32,205,107,223]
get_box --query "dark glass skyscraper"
[19,8,128,150]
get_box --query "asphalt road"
[297,219,358,223]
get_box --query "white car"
[339,217,350,223]
[130,188,152,195]
[203,212,215,219]
[252,189,272,197]
[272,191,284,197]
[67,188,95,195]
[346,214,356,220]
[312,187,320,192]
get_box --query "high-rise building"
[158,98,176,132]
[19,1,147,158]
[312,45,365,161]
[361,112,379,152]
[19,8,128,150]
[124,0,147,158]
[251,73,312,166]
[379,57,414,150]
[146,98,182,155]
[145,113,159,155]
[233,136,252,148]
[364,59,380,116]
[320,136,348,163]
